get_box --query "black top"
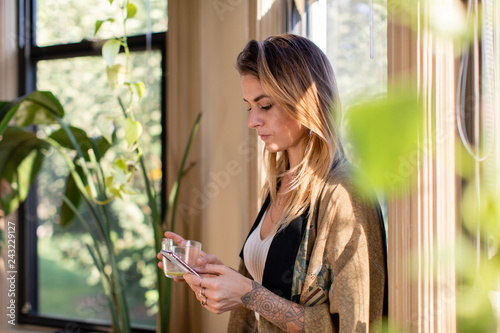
[239,195,309,301]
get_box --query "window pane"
[306,0,387,104]
[36,0,167,46]
[36,50,162,327]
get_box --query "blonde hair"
[236,34,344,231]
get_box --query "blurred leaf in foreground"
[461,182,500,245]
[343,89,422,196]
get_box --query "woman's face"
[241,75,307,164]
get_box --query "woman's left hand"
[184,264,253,314]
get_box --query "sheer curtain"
[387,0,457,331]
[0,0,17,100]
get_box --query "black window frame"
[16,0,167,331]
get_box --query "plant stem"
[170,113,201,231]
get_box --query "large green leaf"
[0,99,21,135]
[343,90,422,195]
[49,126,96,160]
[13,91,65,126]
[0,126,49,215]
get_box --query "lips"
[259,134,270,140]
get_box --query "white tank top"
[243,210,275,284]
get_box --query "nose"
[247,108,262,129]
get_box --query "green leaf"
[127,3,137,19]
[102,39,122,67]
[106,64,122,90]
[461,183,500,244]
[0,127,49,215]
[49,126,94,160]
[95,20,104,36]
[168,113,202,231]
[0,98,22,135]
[134,81,145,100]
[115,158,127,171]
[343,90,422,195]
[125,118,142,147]
[17,150,45,200]
[59,167,83,227]
[125,81,146,100]
[94,18,115,36]
[10,91,65,127]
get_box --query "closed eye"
[246,104,273,112]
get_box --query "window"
[18,0,166,331]
[288,0,388,220]
[288,0,387,104]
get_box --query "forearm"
[241,280,305,333]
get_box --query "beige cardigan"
[227,163,387,332]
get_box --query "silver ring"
[201,287,206,297]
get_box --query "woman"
[158,34,387,332]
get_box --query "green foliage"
[124,118,142,147]
[36,0,167,47]
[126,3,137,19]
[343,88,422,196]
[461,183,500,244]
[0,91,64,136]
[0,127,50,215]
[455,238,498,332]
[103,39,123,67]
[48,127,114,226]
[0,2,196,332]
[95,18,115,36]
[33,50,162,326]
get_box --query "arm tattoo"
[241,281,305,332]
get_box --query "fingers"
[163,231,187,246]
[195,264,228,275]
[197,253,223,266]
[184,272,202,286]
[184,274,211,308]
